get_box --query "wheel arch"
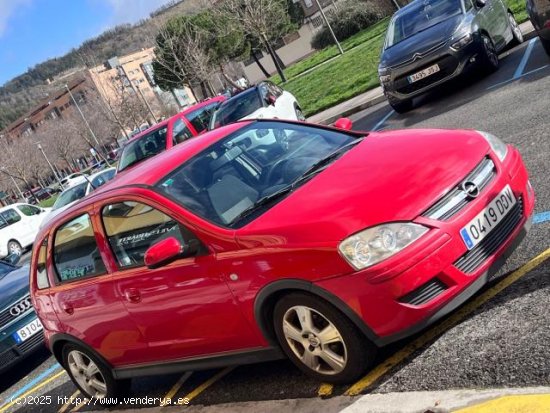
[50,333,114,371]
[253,279,380,347]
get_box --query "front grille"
[399,279,448,306]
[423,157,496,221]
[455,197,524,274]
[0,295,32,329]
[18,331,45,353]
[395,55,459,95]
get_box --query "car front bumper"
[0,312,45,373]
[381,35,484,102]
[316,147,535,346]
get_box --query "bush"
[311,1,388,50]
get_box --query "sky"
[0,0,173,85]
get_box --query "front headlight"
[338,223,429,270]
[450,33,473,50]
[477,131,508,161]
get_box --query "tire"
[7,240,22,256]
[294,105,306,121]
[273,292,377,384]
[62,344,130,402]
[388,98,413,114]
[479,34,499,74]
[508,13,523,47]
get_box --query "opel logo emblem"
[10,298,31,317]
[462,181,480,199]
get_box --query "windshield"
[91,169,116,190]
[118,126,168,172]
[52,182,87,210]
[156,122,359,227]
[386,0,463,47]
[210,90,262,129]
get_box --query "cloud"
[102,0,174,24]
[0,0,32,37]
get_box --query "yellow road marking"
[58,390,80,413]
[454,394,550,412]
[318,383,333,397]
[345,247,550,396]
[179,367,235,404]
[0,370,66,413]
[161,371,193,407]
[69,398,87,413]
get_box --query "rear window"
[53,183,87,211]
[210,90,262,129]
[187,102,222,134]
[118,126,168,172]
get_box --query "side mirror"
[475,0,486,7]
[267,95,277,106]
[144,237,197,269]
[334,118,353,131]
[4,253,21,266]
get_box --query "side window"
[463,0,473,11]
[267,82,283,98]
[186,103,220,134]
[0,216,7,230]
[172,118,194,144]
[1,209,21,226]
[53,214,107,282]
[18,205,41,216]
[36,239,49,289]
[102,201,199,268]
[259,84,270,103]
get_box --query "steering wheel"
[265,158,289,185]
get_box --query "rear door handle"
[124,288,141,303]
[61,303,74,315]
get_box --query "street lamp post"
[314,0,344,55]
[135,85,158,123]
[65,84,103,150]
[36,143,64,189]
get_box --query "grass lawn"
[39,195,58,208]
[272,1,528,117]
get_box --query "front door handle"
[124,288,141,303]
[61,303,74,315]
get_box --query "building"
[88,48,196,117]
[1,76,90,139]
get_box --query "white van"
[0,203,51,257]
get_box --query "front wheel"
[7,240,22,256]
[388,98,413,114]
[273,293,377,384]
[62,344,130,401]
[480,34,499,74]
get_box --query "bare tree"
[38,117,88,171]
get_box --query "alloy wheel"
[67,350,108,399]
[8,241,22,256]
[282,305,348,375]
[509,14,523,43]
[483,36,498,67]
[295,107,306,121]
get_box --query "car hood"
[239,129,490,243]
[0,265,31,309]
[380,14,463,69]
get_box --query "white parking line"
[513,38,537,79]
[372,109,395,131]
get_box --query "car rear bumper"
[381,37,483,102]
[316,149,535,346]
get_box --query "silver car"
[379,0,523,113]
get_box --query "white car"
[60,173,86,188]
[0,203,51,257]
[210,81,305,129]
[40,168,117,229]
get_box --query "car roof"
[88,167,116,180]
[0,203,32,212]
[126,97,227,144]
[218,87,259,108]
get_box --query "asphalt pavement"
[1,39,550,413]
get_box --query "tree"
[214,0,299,82]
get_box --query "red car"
[117,97,226,173]
[31,120,533,400]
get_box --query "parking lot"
[1,39,549,413]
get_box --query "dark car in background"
[527,0,550,55]
[0,254,44,373]
[117,97,226,173]
[378,0,523,113]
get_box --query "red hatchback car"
[117,96,226,173]
[31,120,534,400]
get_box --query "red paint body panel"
[29,123,534,371]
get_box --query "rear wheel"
[480,34,499,74]
[388,98,413,114]
[508,13,523,46]
[7,240,22,256]
[273,293,376,384]
[62,344,130,401]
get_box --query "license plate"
[408,64,440,83]
[13,318,43,344]
[460,185,516,250]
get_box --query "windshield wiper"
[230,139,363,225]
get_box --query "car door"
[99,198,260,364]
[47,211,147,366]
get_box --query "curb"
[314,93,386,126]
